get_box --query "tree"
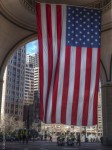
[0,114,24,133]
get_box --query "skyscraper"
[3,46,26,120]
[24,63,34,105]
[26,53,39,68]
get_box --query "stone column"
[0,78,4,120]
[102,83,112,145]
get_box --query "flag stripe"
[61,46,71,124]
[66,47,76,125]
[82,48,92,125]
[56,5,66,123]
[46,5,58,123]
[71,47,81,125]
[36,3,44,120]
[45,4,53,122]
[77,48,87,126]
[51,5,62,123]
[93,48,100,124]
[41,4,48,121]
[87,48,98,125]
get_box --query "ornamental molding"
[102,0,112,13]
[20,0,112,14]
[0,0,36,32]
[20,0,36,14]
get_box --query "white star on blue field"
[26,40,38,54]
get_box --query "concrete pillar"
[0,78,4,120]
[0,79,3,109]
[102,83,112,145]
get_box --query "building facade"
[3,46,26,120]
[23,52,40,128]
[24,63,34,105]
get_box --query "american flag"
[36,3,101,126]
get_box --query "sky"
[26,40,38,54]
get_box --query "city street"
[0,141,112,150]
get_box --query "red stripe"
[45,4,53,122]
[61,46,71,124]
[71,47,81,125]
[36,3,44,121]
[82,48,92,125]
[51,5,62,123]
[93,49,100,125]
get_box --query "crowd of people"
[0,129,103,145]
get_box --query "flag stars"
[79,38,82,41]
[75,41,78,44]
[66,6,101,47]
[83,35,86,38]
[87,18,90,21]
[76,14,79,17]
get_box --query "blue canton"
[66,6,101,48]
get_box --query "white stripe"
[56,5,66,123]
[41,4,48,121]
[87,48,98,125]
[46,5,58,123]
[76,48,87,126]
[66,47,76,125]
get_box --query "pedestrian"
[25,129,28,143]
[18,129,23,143]
[22,129,26,144]
[49,135,52,142]
[100,136,103,144]
[76,133,81,146]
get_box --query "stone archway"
[1,0,112,146]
